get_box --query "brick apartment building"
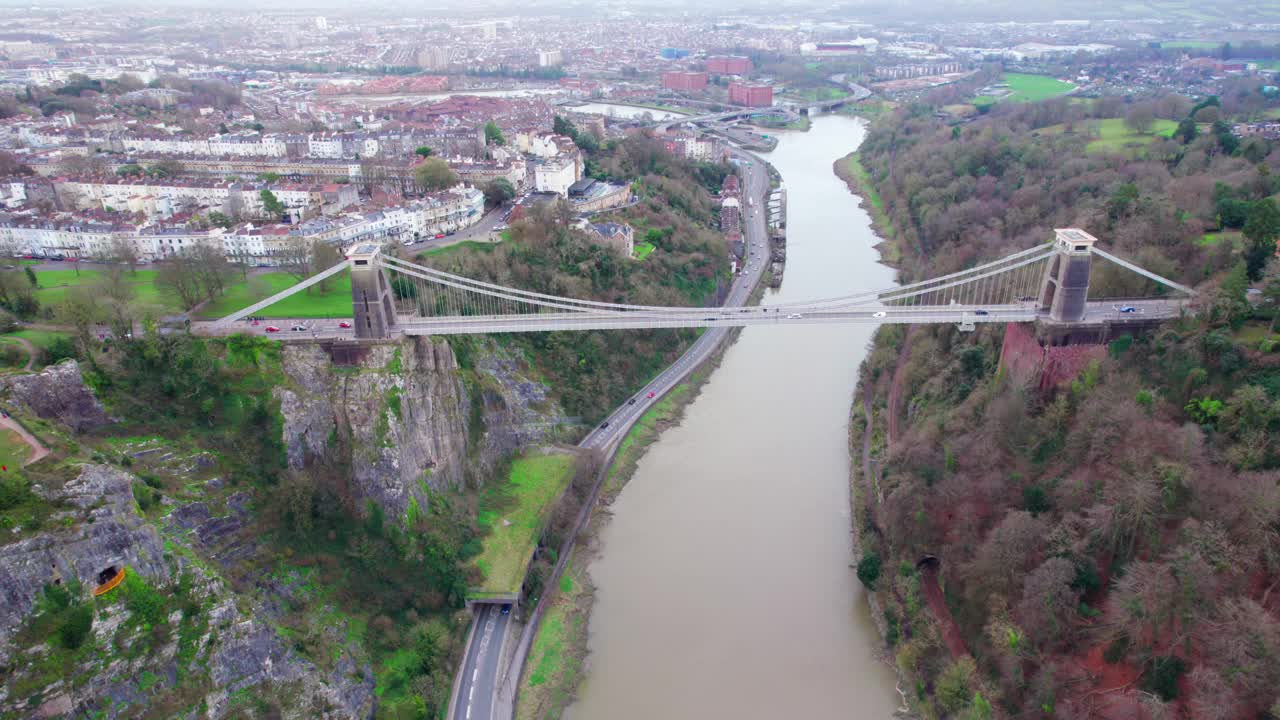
[706,55,752,75]
[661,71,708,92]
[728,82,773,107]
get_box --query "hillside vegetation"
[854,89,1280,718]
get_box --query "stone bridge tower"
[1037,228,1097,323]
[348,243,396,339]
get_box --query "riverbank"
[834,151,901,268]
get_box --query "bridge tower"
[1037,228,1097,323]
[348,243,396,339]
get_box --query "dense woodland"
[854,89,1280,718]
[421,133,732,420]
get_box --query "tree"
[414,146,433,158]
[257,172,281,183]
[414,158,459,193]
[1174,118,1199,144]
[55,288,102,356]
[553,115,578,139]
[260,188,285,218]
[313,242,344,294]
[116,163,145,177]
[104,236,139,273]
[1125,103,1156,134]
[1244,198,1280,280]
[1016,557,1080,647]
[207,211,236,229]
[483,178,515,207]
[0,270,38,318]
[483,120,505,146]
[279,237,313,282]
[155,253,205,310]
[856,551,881,589]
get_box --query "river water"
[565,114,901,719]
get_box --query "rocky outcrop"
[275,337,561,521]
[3,359,110,433]
[0,465,168,637]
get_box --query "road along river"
[564,114,902,719]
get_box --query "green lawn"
[633,242,656,261]
[1160,40,1222,49]
[418,240,497,259]
[195,271,354,319]
[471,453,577,596]
[29,269,184,313]
[7,329,71,350]
[973,73,1075,108]
[1085,118,1179,154]
[1234,321,1280,348]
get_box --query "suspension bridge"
[211,228,1194,338]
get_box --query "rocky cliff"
[0,465,167,642]
[3,360,109,433]
[276,336,562,521]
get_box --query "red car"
[338,321,352,329]
[434,233,446,239]
[265,326,280,333]
[647,391,656,399]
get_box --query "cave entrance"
[93,565,125,596]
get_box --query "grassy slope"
[31,269,183,313]
[0,428,32,468]
[633,242,656,261]
[515,552,588,720]
[1085,118,1178,153]
[471,453,577,596]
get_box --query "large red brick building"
[661,71,708,92]
[706,55,752,75]
[728,82,773,107]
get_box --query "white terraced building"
[0,186,485,264]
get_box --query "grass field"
[417,240,497,259]
[30,269,184,313]
[7,329,71,350]
[633,242,656,261]
[471,453,577,596]
[195,271,353,319]
[1160,40,1222,49]
[1084,118,1179,154]
[973,73,1075,109]
[516,551,589,720]
[1234,321,1280,347]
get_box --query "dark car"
[600,421,609,429]
[1118,305,1138,313]
[501,604,511,615]
[973,309,989,316]
[628,398,636,405]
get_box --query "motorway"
[447,146,774,720]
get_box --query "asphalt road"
[452,604,511,720]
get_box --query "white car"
[873,311,887,318]
[786,313,803,319]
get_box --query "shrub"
[57,602,93,649]
[857,551,881,590]
[1140,655,1186,701]
[1022,485,1051,516]
[123,571,167,628]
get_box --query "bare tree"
[313,242,344,294]
[279,237,312,283]
[55,287,102,355]
[1016,557,1080,649]
[155,254,204,311]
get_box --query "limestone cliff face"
[275,337,561,521]
[3,360,110,433]
[0,465,168,640]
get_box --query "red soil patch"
[919,563,969,660]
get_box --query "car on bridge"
[339,321,352,329]
[265,326,280,333]
[873,311,887,318]
[1117,305,1139,313]
[973,309,989,316]
[291,324,309,331]
[786,313,803,319]
[647,391,655,399]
